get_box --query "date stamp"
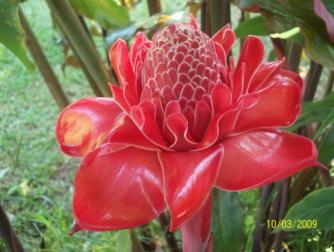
[266,219,318,230]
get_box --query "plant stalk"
[209,0,230,36]
[129,229,145,252]
[304,61,323,101]
[252,184,274,252]
[0,204,25,252]
[46,0,111,96]
[158,213,180,252]
[287,42,303,73]
[57,20,103,97]
[325,71,334,95]
[147,0,162,16]
[18,8,69,109]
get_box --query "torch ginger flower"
[55,16,319,251]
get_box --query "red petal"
[236,36,264,93]
[212,24,236,55]
[158,145,223,230]
[107,114,159,151]
[189,14,200,29]
[181,195,212,252]
[234,79,301,131]
[216,130,318,191]
[73,144,165,231]
[55,98,121,157]
[110,40,138,105]
[166,112,198,150]
[192,100,212,142]
[199,103,241,148]
[110,84,131,113]
[248,60,284,92]
[130,100,168,149]
[211,84,232,114]
[130,32,149,65]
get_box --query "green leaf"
[0,0,34,70]
[319,125,334,164]
[213,190,245,252]
[117,230,131,252]
[281,187,334,231]
[314,107,334,139]
[69,0,130,29]
[302,26,334,70]
[234,16,269,37]
[289,92,334,131]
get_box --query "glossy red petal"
[110,40,138,107]
[109,84,131,113]
[73,144,165,231]
[158,145,223,230]
[199,104,241,148]
[216,130,318,191]
[248,60,284,92]
[181,195,212,252]
[235,79,301,131]
[212,24,236,55]
[130,32,149,65]
[107,114,159,151]
[130,100,168,149]
[236,36,264,93]
[55,98,122,157]
[211,84,232,114]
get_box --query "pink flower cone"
[55,16,319,252]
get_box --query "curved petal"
[130,100,169,149]
[234,79,301,131]
[55,98,122,157]
[212,24,236,56]
[216,130,318,191]
[73,144,165,231]
[107,114,159,151]
[236,36,264,93]
[248,60,284,93]
[158,145,224,230]
[181,195,212,252]
[109,39,135,90]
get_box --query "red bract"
[55,17,319,251]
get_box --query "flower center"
[141,23,220,110]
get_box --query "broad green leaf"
[69,0,130,29]
[314,107,334,139]
[289,92,334,131]
[213,190,245,252]
[302,26,334,70]
[319,125,334,164]
[281,187,334,231]
[234,16,269,37]
[284,0,334,69]
[0,0,33,70]
[117,230,131,252]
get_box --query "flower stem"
[158,213,180,252]
[304,61,323,101]
[45,0,112,97]
[147,0,162,16]
[18,8,69,109]
[0,203,25,252]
